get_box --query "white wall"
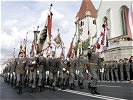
[97,1,132,39]
[76,16,97,46]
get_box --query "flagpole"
[13,48,15,58]
[25,32,28,57]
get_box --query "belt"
[29,67,34,70]
[16,66,23,71]
[89,62,97,65]
[40,65,44,67]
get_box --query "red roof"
[76,0,97,20]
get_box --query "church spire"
[76,0,97,20]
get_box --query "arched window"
[120,5,128,35]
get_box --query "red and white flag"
[95,24,107,53]
[47,12,53,39]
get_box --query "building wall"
[76,16,97,45]
[97,1,133,61]
[97,1,132,38]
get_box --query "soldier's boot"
[52,85,57,91]
[91,87,95,94]
[17,87,20,94]
[39,86,42,92]
[88,83,91,89]
[17,87,23,94]
[70,83,74,90]
[79,83,84,89]
[94,87,100,95]
[91,87,100,95]
[60,84,65,90]
[19,87,23,94]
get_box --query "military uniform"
[59,59,68,90]
[27,57,37,92]
[77,58,84,89]
[110,62,114,81]
[7,64,11,83]
[100,63,104,81]
[15,57,27,94]
[47,57,60,90]
[106,63,110,81]
[114,61,119,81]
[10,60,16,86]
[130,58,133,80]
[125,59,130,81]
[69,58,76,90]
[37,56,46,91]
[88,51,101,94]
[118,60,124,81]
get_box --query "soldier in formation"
[2,50,133,95]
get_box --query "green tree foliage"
[74,38,90,55]
[82,38,90,51]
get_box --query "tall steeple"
[76,0,97,20]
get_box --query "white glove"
[62,68,66,71]
[32,61,36,64]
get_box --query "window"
[93,19,96,25]
[80,21,84,26]
[120,5,128,35]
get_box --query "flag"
[95,24,107,53]
[22,39,26,53]
[47,12,53,39]
[54,34,62,48]
[67,39,74,58]
[19,42,22,53]
[60,43,65,58]
[77,39,82,57]
[126,6,133,40]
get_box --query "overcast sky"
[0,0,100,65]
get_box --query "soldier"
[110,61,114,82]
[7,63,11,84]
[59,56,68,90]
[10,59,16,87]
[68,54,76,90]
[77,55,85,89]
[125,58,130,81]
[106,62,110,81]
[37,55,46,92]
[114,61,119,81]
[99,62,104,81]
[118,59,124,81]
[3,65,8,82]
[129,56,133,80]
[47,51,60,90]
[27,56,37,93]
[87,46,101,94]
[15,52,27,94]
